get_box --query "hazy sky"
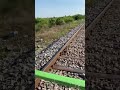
[35,0,85,18]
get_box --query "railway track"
[35,0,115,89]
[4,0,113,66]
[35,24,83,70]
[35,24,85,90]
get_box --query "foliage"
[35,24,40,32]
[49,18,56,27]
[35,18,49,31]
[73,14,84,20]
[35,18,39,24]
[56,18,65,25]
[36,19,84,51]
[64,16,74,23]
[35,14,84,32]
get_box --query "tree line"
[35,14,85,32]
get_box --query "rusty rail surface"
[42,24,84,72]
[35,24,84,89]
[35,1,114,88]
[53,65,85,74]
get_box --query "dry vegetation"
[35,15,84,52]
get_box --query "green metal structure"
[35,69,85,90]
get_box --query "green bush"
[49,18,56,27]
[35,14,85,31]
[38,18,49,28]
[35,18,49,32]
[73,14,84,20]
[64,16,74,23]
[35,24,40,32]
[35,18,39,24]
[56,18,65,25]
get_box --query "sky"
[35,0,85,18]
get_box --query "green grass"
[35,19,84,51]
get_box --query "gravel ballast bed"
[35,24,84,70]
[86,0,112,27]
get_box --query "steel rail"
[35,24,84,89]
[35,0,114,89]
[52,65,85,74]
[42,24,84,72]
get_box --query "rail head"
[35,24,84,89]
[42,24,84,72]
